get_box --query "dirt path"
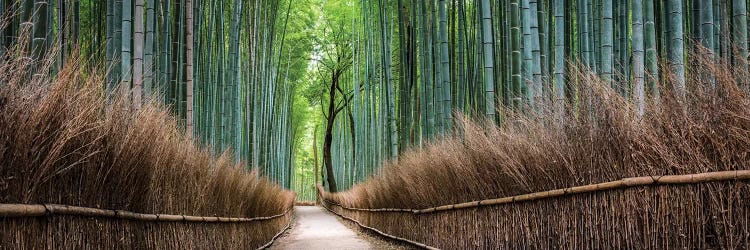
[269,206,374,250]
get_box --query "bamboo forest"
[2,0,750,249]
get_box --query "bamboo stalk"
[320,170,750,214]
[0,203,292,223]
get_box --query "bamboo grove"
[0,0,312,188]
[5,0,750,195]
[319,0,750,192]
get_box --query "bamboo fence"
[319,170,750,249]
[0,204,293,249]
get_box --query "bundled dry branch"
[322,51,750,249]
[0,44,294,247]
[0,204,291,222]
[321,169,750,214]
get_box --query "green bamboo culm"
[378,0,398,158]
[667,0,685,97]
[601,0,614,84]
[31,0,48,64]
[133,0,144,108]
[529,0,542,108]
[144,0,155,98]
[456,0,467,113]
[121,0,132,96]
[632,0,645,116]
[699,0,716,88]
[644,0,659,98]
[480,0,495,121]
[160,0,171,99]
[521,0,533,106]
[553,0,565,118]
[733,0,748,90]
[438,0,452,130]
[511,0,522,110]
[419,0,434,139]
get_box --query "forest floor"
[269,206,411,250]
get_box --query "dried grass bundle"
[0,42,294,248]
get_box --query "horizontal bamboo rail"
[0,203,291,223]
[320,169,750,214]
[320,199,439,250]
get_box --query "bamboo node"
[41,204,50,216]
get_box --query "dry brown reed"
[0,42,294,248]
[322,51,750,249]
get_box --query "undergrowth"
[0,45,294,218]
[330,51,750,210]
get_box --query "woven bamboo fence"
[319,170,750,249]
[0,204,292,249]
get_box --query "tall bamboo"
[522,0,533,105]
[121,0,132,98]
[31,0,47,64]
[379,0,397,158]
[644,0,659,97]
[511,0,522,109]
[480,0,495,120]
[106,0,114,89]
[700,0,715,88]
[553,0,565,117]
[133,0,144,108]
[733,0,748,89]
[633,0,645,116]
[160,0,171,98]
[601,0,613,84]
[186,0,193,135]
[529,0,542,106]
[667,0,685,97]
[438,0,452,130]
[144,0,155,98]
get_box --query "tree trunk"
[323,71,340,193]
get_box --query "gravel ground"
[270,206,412,250]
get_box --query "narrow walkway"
[270,206,373,250]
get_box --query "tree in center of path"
[315,20,353,193]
